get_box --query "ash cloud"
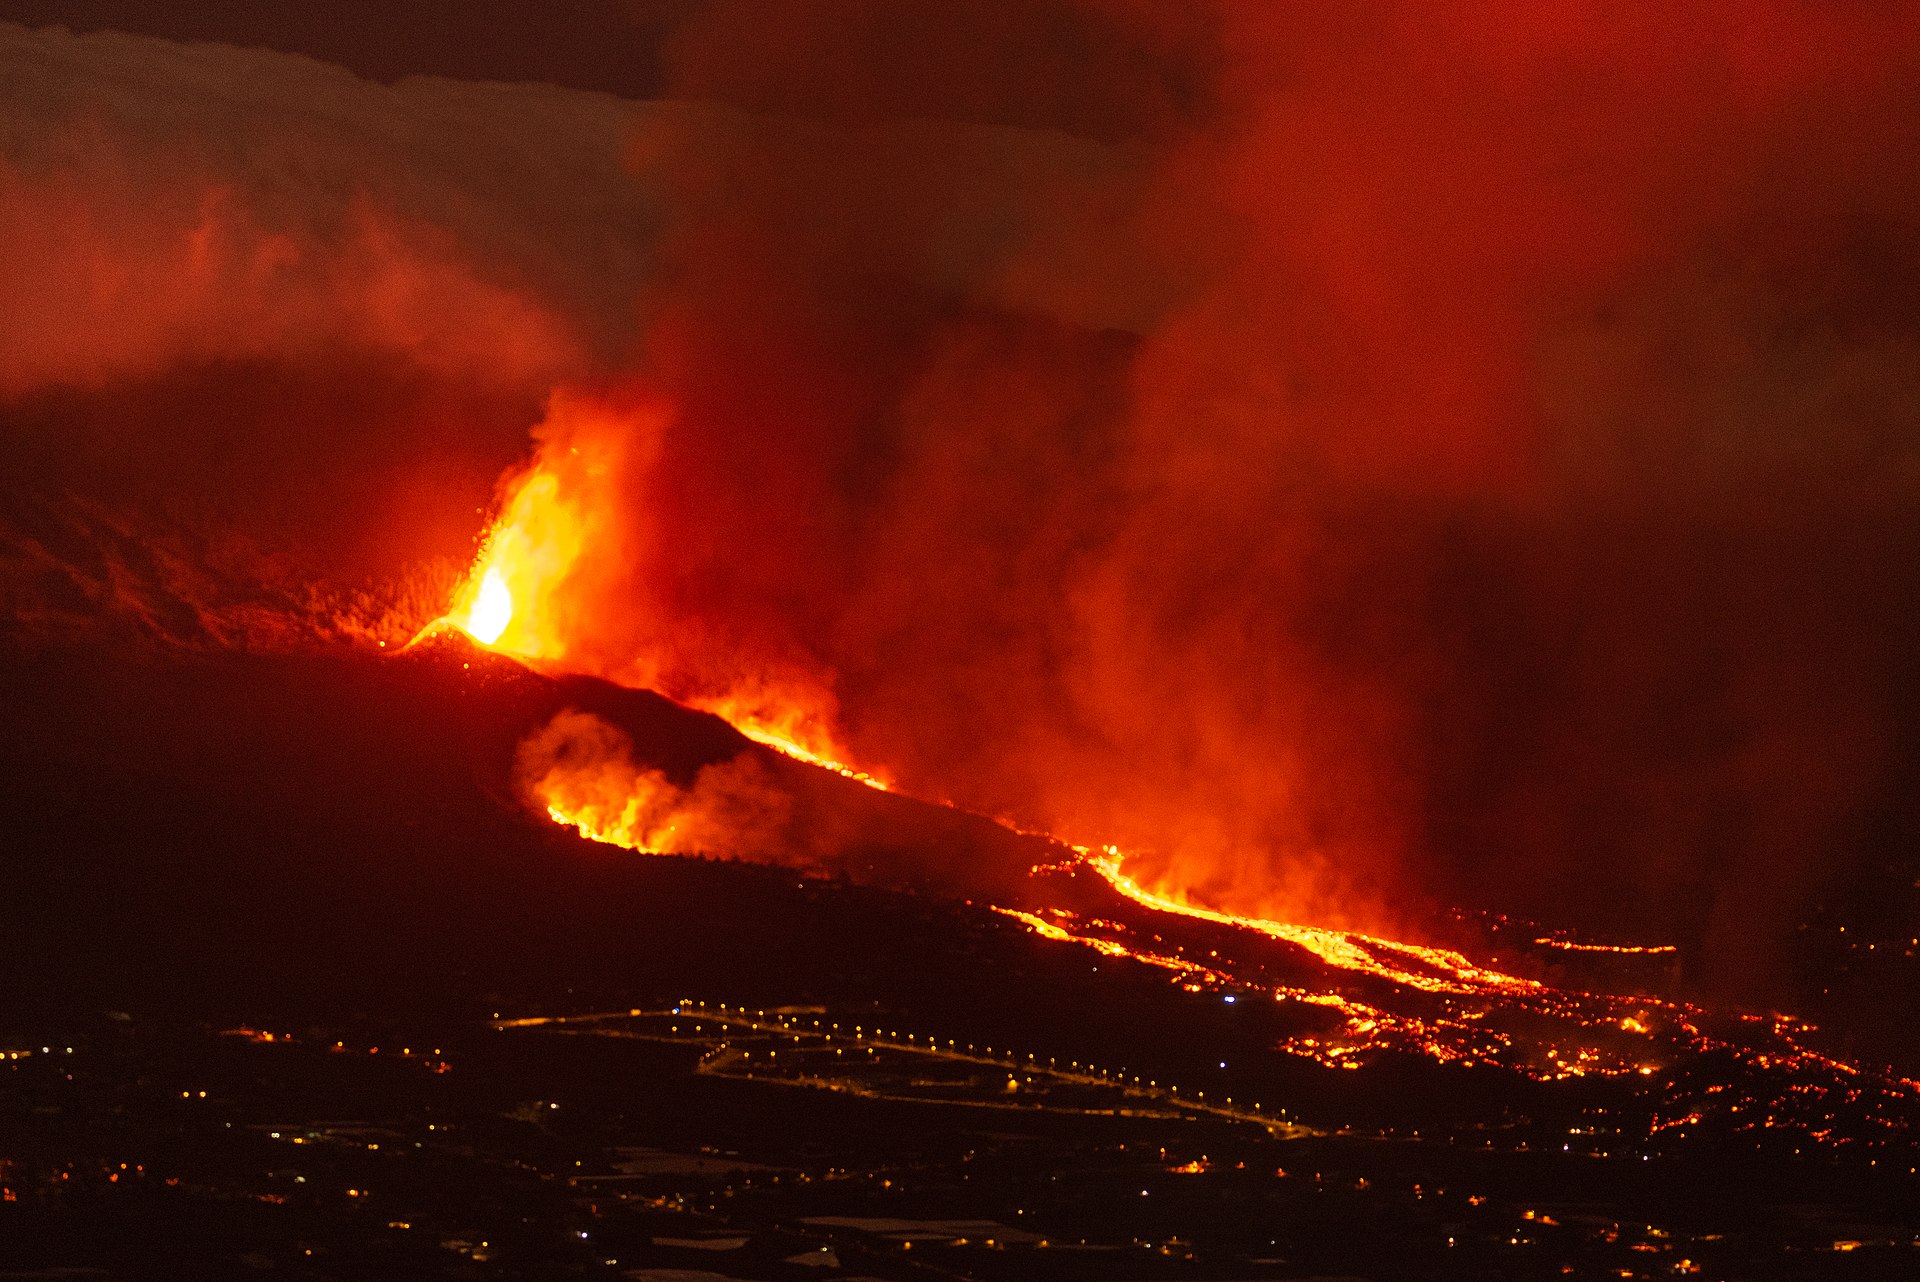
[6,6,1920,1000]
[544,1,1920,996]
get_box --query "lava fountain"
[464,568,513,646]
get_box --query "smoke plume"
[518,708,793,859]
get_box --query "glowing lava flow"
[718,713,894,792]
[1532,935,1679,956]
[1078,846,1540,997]
[997,876,1920,1133]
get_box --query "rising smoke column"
[465,1,1920,997]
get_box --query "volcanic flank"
[7,618,1912,1150]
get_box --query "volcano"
[7,6,1920,1279]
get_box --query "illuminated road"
[493,1004,1323,1137]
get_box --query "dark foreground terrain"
[3,640,1918,1280]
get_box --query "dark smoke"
[4,6,1919,1002]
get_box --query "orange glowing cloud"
[12,9,1919,993]
[516,708,792,858]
